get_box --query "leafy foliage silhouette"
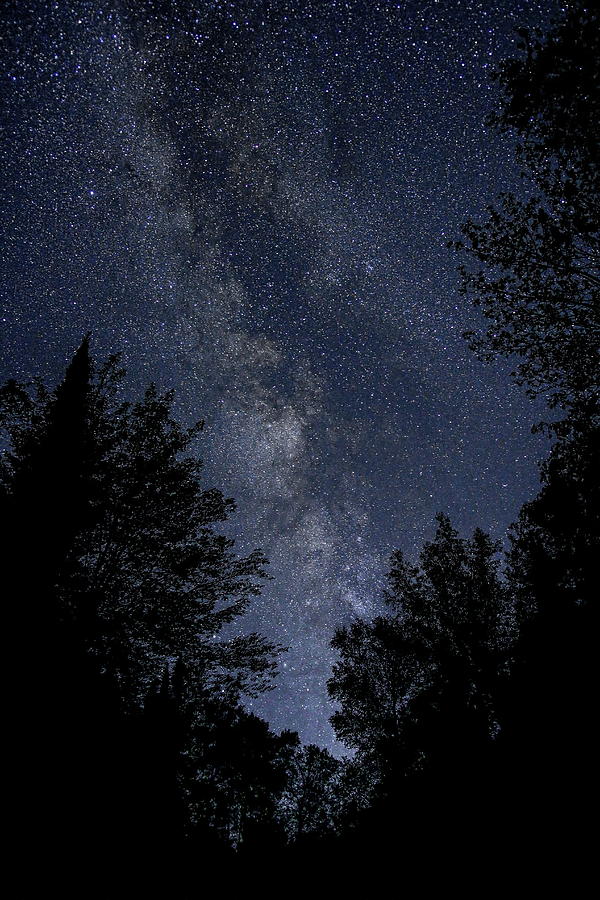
[1,338,280,705]
[3,2,597,889]
[453,2,599,418]
[1,338,292,895]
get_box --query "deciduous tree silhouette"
[449,4,598,872]
[453,2,599,417]
[494,422,599,860]
[1,339,284,894]
[278,743,340,842]
[1,340,280,705]
[328,515,510,822]
[324,516,516,877]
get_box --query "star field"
[0,0,561,749]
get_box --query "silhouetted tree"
[2,336,98,635]
[449,4,598,878]
[1,338,128,894]
[453,2,599,416]
[326,516,514,873]
[278,743,340,842]
[329,515,510,785]
[493,422,599,859]
[186,694,298,848]
[1,342,280,706]
[1,339,283,894]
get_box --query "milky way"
[0,0,560,749]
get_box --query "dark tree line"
[1,339,336,894]
[324,0,598,883]
[329,518,510,788]
[326,437,597,877]
[3,1,597,893]
[453,2,599,419]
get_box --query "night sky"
[0,0,560,750]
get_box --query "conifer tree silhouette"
[1,339,287,895]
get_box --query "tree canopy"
[453,2,599,417]
[1,337,281,706]
[328,514,510,781]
